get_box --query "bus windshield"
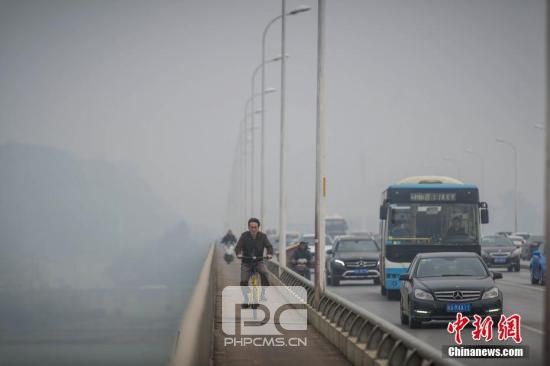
[387,203,478,244]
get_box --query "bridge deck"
[212,246,350,366]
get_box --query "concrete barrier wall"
[266,261,462,366]
[170,243,216,366]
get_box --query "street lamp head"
[263,87,277,94]
[270,54,290,62]
[495,138,505,143]
[465,148,474,154]
[534,124,545,130]
[288,5,312,15]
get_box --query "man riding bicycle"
[235,218,273,307]
[291,241,313,280]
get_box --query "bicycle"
[237,255,271,319]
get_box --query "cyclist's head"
[248,217,260,234]
[299,241,308,249]
[248,217,260,227]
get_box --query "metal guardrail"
[170,243,216,366]
[267,261,462,366]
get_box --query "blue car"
[530,244,546,285]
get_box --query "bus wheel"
[387,290,400,300]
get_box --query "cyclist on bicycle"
[221,229,237,247]
[235,218,273,306]
[290,241,313,280]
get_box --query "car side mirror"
[492,271,503,280]
[326,249,333,255]
[379,205,387,220]
[399,273,411,281]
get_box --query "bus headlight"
[482,287,499,300]
[414,289,434,301]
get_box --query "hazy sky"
[0,0,546,233]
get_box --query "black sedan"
[325,236,380,286]
[400,252,503,329]
[481,235,521,272]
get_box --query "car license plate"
[355,269,369,274]
[494,258,506,264]
[446,303,471,312]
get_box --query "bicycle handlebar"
[236,255,272,260]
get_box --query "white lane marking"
[522,324,544,335]
[498,279,545,292]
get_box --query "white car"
[507,235,525,249]
[512,232,531,241]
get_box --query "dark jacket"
[235,231,273,263]
[292,248,312,262]
[221,233,237,244]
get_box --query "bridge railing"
[266,261,462,366]
[170,243,216,366]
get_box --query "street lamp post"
[240,117,248,226]
[544,0,550,354]
[496,138,519,232]
[250,57,284,218]
[243,89,277,218]
[279,0,287,270]
[314,0,327,308]
[260,5,311,228]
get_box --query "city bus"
[378,176,489,299]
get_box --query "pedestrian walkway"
[212,246,350,366]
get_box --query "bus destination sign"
[410,192,457,202]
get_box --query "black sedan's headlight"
[334,259,345,267]
[414,288,434,301]
[482,287,499,300]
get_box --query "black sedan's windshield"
[337,239,378,252]
[481,236,515,247]
[415,257,488,278]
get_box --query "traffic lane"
[325,274,542,366]
[317,270,544,332]
[490,268,544,333]
[328,279,541,366]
